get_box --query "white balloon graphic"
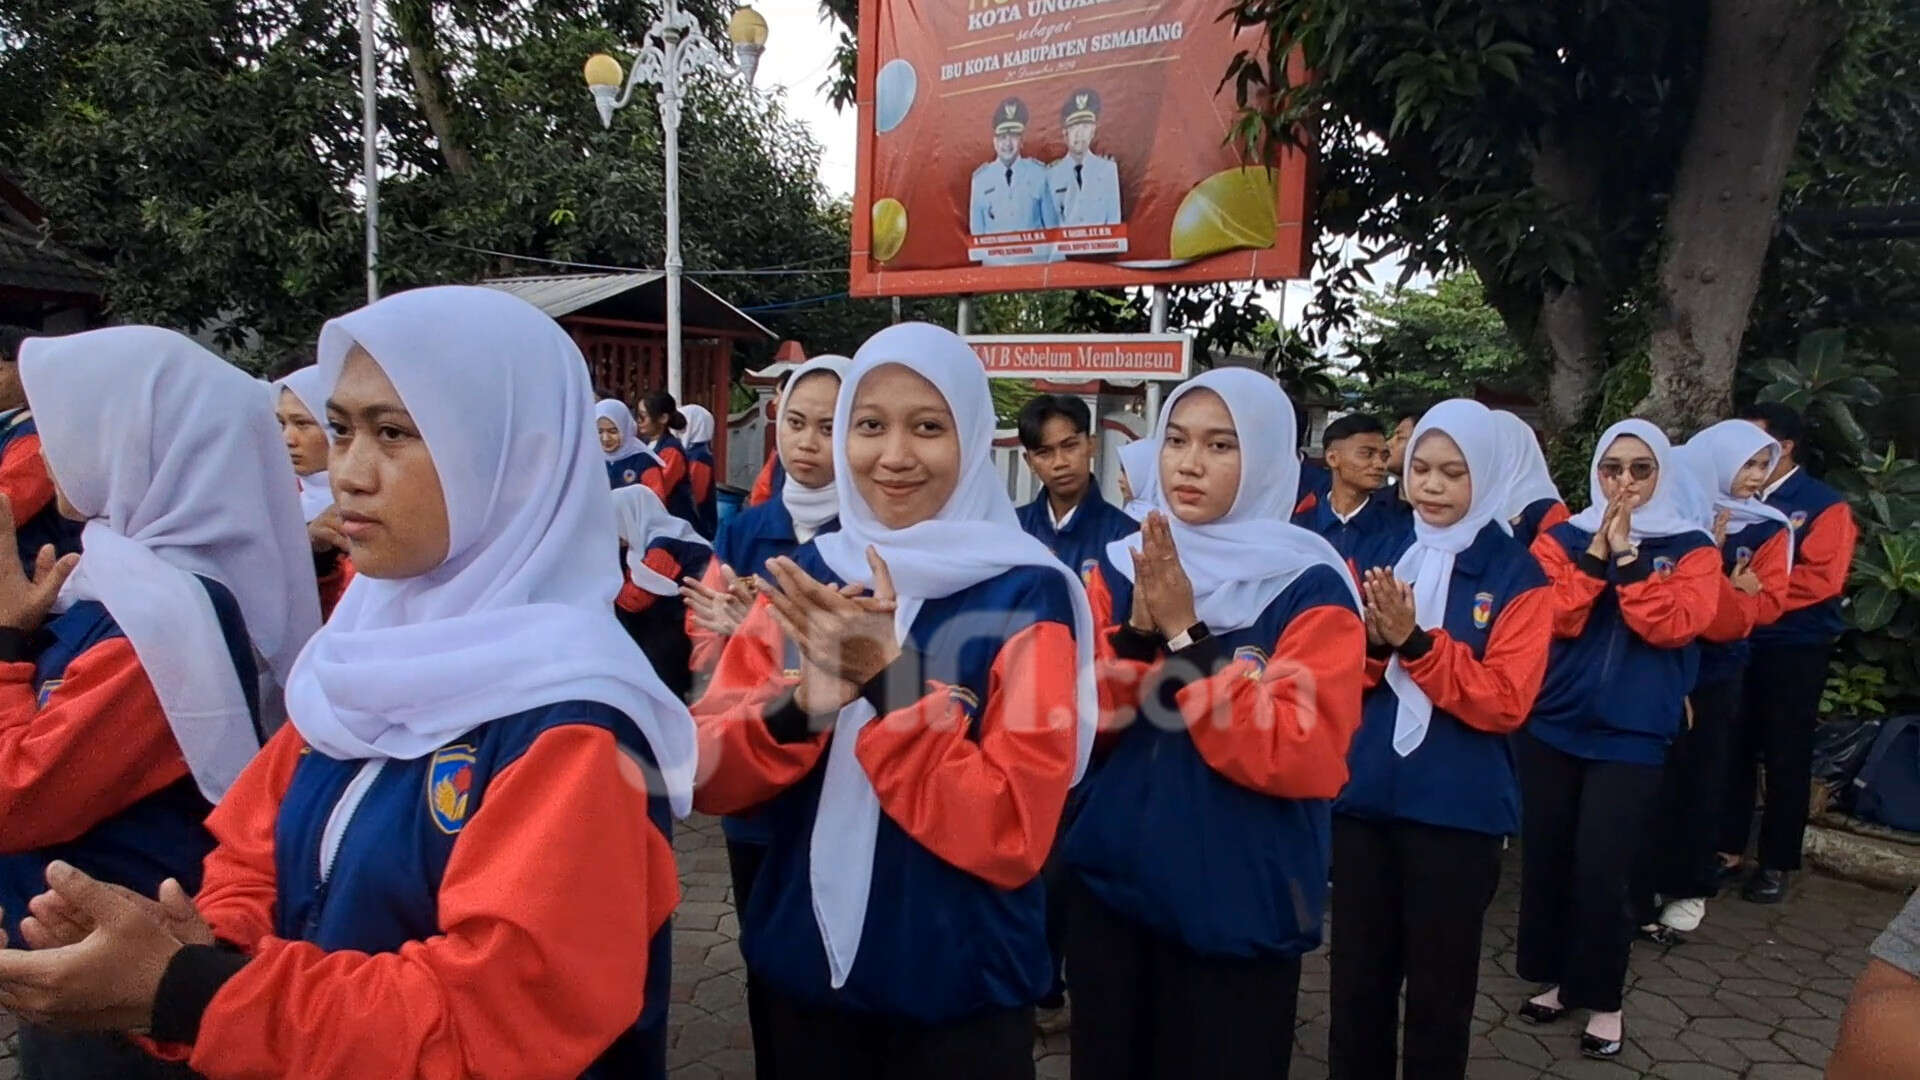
[875,59,917,134]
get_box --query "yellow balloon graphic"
[1169,167,1279,262]
[871,198,908,264]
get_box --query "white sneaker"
[1660,897,1706,932]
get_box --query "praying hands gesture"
[761,549,901,713]
[681,564,756,638]
[0,862,212,1033]
[1127,512,1198,639]
[1361,568,1418,649]
[1584,494,1639,562]
[0,495,80,633]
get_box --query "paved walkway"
[0,814,1902,1079]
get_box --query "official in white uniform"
[969,98,1058,238]
[1049,89,1122,228]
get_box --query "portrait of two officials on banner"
[967,88,1122,265]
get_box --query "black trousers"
[762,988,1033,1080]
[1066,876,1300,1080]
[1634,675,1744,922]
[1514,731,1664,1013]
[1328,816,1502,1080]
[727,838,777,1080]
[616,601,694,701]
[1720,643,1831,871]
[18,1026,200,1080]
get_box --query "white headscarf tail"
[613,484,710,595]
[1566,419,1712,542]
[22,328,321,801]
[276,365,336,522]
[808,323,1097,989]
[776,355,851,538]
[1495,411,1561,523]
[286,287,697,817]
[1117,439,1155,521]
[681,404,716,448]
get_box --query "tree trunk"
[390,0,474,178]
[1640,0,1845,433]
[1527,133,1612,431]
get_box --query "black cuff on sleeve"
[1170,626,1227,673]
[762,689,832,744]
[1108,624,1163,663]
[0,627,34,664]
[1613,554,1654,585]
[1576,551,1610,580]
[859,646,925,716]
[1366,639,1393,662]
[1396,628,1436,662]
[150,943,250,1045]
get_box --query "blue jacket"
[1291,489,1413,570]
[1750,468,1855,647]
[1337,523,1552,837]
[1698,518,1791,687]
[1510,497,1569,551]
[1016,485,1140,579]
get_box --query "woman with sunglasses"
[1512,419,1721,1059]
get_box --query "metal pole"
[659,0,685,401]
[955,296,973,335]
[360,0,379,302]
[1144,285,1168,425]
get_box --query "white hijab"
[1105,368,1358,632]
[807,322,1097,990]
[1117,438,1155,521]
[21,327,321,801]
[613,484,710,595]
[681,403,715,448]
[1387,400,1517,756]
[275,365,336,522]
[1676,419,1794,567]
[595,399,654,464]
[1495,410,1561,523]
[777,355,850,541]
[1567,419,1712,542]
[284,286,697,817]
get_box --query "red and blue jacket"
[616,534,712,619]
[1526,524,1722,765]
[1696,519,1792,688]
[1016,485,1140,582]
[686,440,718,539]
[1337,522,1552,837]
[147,705,678,1079]
[0,576,255,944]
[1291,489,1414,570]
[692,545,1079,1023]
[1291,457,1333,516]
[1063,558,1364,960]
[1749,469,1857,647]
[747,454,784,508]
[646,433,699,528]
[1510,497,1572,551]
[0,407,83,569]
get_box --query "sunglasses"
[1598,460,1656,481]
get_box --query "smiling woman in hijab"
[1513,418,1721,1059]
[0,326,318,1078]
[0,287,698,1080]
[692,323,1092,1079]
[1328,399,1554,1080]
[1060,368,1365,1080]
[275,363,355,618]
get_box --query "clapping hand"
[681,564,755,638]
[0,495,79,633]
[1361,567,1418,649]
[1127,512,1197,638]
[761,549,902,712]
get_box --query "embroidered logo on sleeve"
[1079,558,1099,588]
[623,469,639,484]
[428,745,479,833]
[1472,592,1494,630]
[1652,556,1675,577]
[1232,645,1269,679]
[1735,546,1753,563]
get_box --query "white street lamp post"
[584,3,768,404]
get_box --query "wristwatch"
[1167,622,1212,652]
[1614,543,1641,564]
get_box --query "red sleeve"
[193,725,309,949]
[1701,572,1755,644]
[1747,529,1793,628]
[686,559,729,675]
[1293,491,1317,516]
[1181,604,1365,800]
[1083,567,1150,738]
[1617,546,1724,648]
[615,548,683,614]
[748,455,777,507]
[690,460,713,504]
[690,598,829,814]
[655,448,687,494]
[188,726,673,1080]
[0,638,191,852]
[1538,501,1572,535]
[854,621,1078,890]
[1400,585,1553,734]
[0,433,54,524]
[316,557,355,622]
[1782,502,1858,615]
[1530,531,1607,639]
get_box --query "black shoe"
[1637,923,1686,947]
[1581,1031,1623,1059]
[1742,868,1789,904]
[1518,1000,1569,1024]
[1713,859,1746,890]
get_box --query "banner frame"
[965,331,1193,382]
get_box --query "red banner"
[850,0,1309,298]
[968,333,1190,380]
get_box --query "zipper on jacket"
[306,759,385,937]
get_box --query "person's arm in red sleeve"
[748,455,776,507]
[1178,604,1366,800]
[1747,528,1793,628]
[315,554,354,621]
[616,546,684,615]
[686,559,731,675]
[1700,572,1755,644]
[0,433,54,524]
[1538,501,1572,535]
[1293,491,1318,516]
[154,725,672,1080]
[854,620,1078,889]
[1616,546,1723,648]
[191,725,308,951]
[1084,567,1150,737]
[1782,501,1858,615]
[654,447,688,495]
[0,634,191,853]
[1531,531,1608,639]
[1398,585,1553,733]
[691,597,829,815]
[690,460,713,504]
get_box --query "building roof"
[481,272,774,340]
[0,171,105,300]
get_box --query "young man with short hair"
[1718,401,1858,904]
[0,325,81,571]
[1292,412,1409,565]
[1016,394,1139,575]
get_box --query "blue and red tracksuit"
[1749,469,1857,648]
[692,546,1080,1023]
[1337,522,1553,837]
[144,706,678,1079]
[1064,558,1365,960]
[615,535,712,619]
[1526,525,1723,764]
[647,433,699,527]
[686,440,718,539]
[1016,485,1140,581]
[0,576,255,943]
[748,454,784,508]
[1291,458,1333,516]
[0,407,83,570]
[1697,520,1793,688]
[1510,498,1571,552]
[1291,490,1413,572]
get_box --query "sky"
[749,0,859,198]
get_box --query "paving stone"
[1677,1032,1749,1073]
[1469,1061,1545,1080]
[1489,1029,1556,1069]
[1688,1016,1774,1041]
[1649,1063,1740,1080]
[1745,1065,1824,1080]
[1547,1057,1641,1080]
[1732,1037,1795,1063]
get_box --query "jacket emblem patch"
[35,678,62,708]
[1652,556,1675,577]
[1789,510,1808,529]
[1472,593,1494,630]
[1079,558,1099,588]
[1233,645,1268,679]
[428,745,478,834]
